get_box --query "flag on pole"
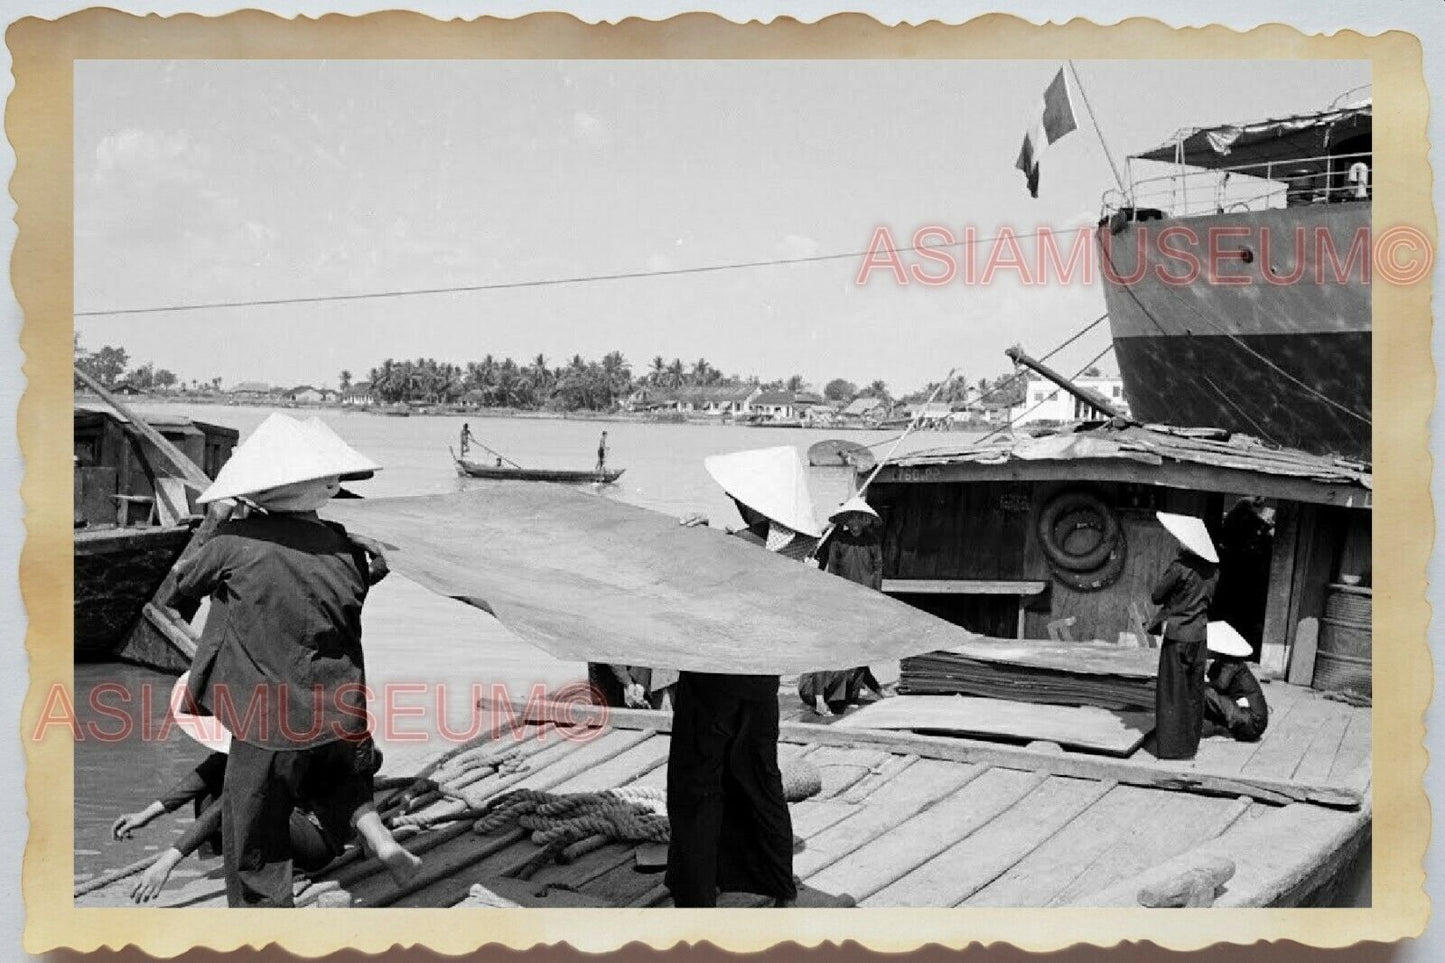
[1015,68,1078,198]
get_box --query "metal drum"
[1313,584,1372,696]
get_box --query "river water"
[74,403,966,881]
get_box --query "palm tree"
[666,358,685,389]
[339,370,352,392]
[649,356,667,387]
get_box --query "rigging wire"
[75,228,1058,318]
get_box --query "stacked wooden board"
[898,637,1159,710]
[837,695,1154,757]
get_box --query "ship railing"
[1101,149,1372,220]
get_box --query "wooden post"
[1259,504,1300,677]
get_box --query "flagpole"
[1066,60,1126,195]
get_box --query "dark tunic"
[800,527,884,709]
[666,672,795,907]
[1204,659,1269,742]
[176,512,372,750]
[174,510,377,907]
[1149,552,1219,760]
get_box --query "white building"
[1013,373,1128,426]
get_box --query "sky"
[74,59,1370,394]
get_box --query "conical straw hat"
[829,495,880,526]
[169,671,232,754]
[704,446,821,537]
[301,417,379,481]
[1155,511,1218,563]
[197,413,380,505]
[1206,620,1252,658]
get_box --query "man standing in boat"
[799,496,888,715]
[459,422,474,458]
[595,430,609,474]
[1148,512,1221,760]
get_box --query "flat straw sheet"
[324,484,982,674]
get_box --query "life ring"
[1050,533,1128,591]
[1037,491,1121,572]
[1036,490,1128,591]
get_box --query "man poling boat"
[451,431,624,484]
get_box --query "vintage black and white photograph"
[65,53,1379,915]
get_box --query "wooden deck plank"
[789,799,862,840]
[1289,705,1353,783]
[793,759,984,878]
[554,735,671,793]
[1064,800,1371,908]
[805,746,894,798]
[1242,695,1337,780]
[1149,684,1305,781]
[1046,793,1252,906]
[805,766,1041,904]
[862,776,1113,908]
[579,849,674,906]
[522,699,1363,807]
[964,785,1156,907]
[1328,708,1372,787]
[839,753,917,804]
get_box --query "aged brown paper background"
[11,10,1432,956]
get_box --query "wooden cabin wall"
[1045,486,1210,644]
[875,481,1041,582]
[875,480,1220,643]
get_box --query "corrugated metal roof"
[887,422,1371,490]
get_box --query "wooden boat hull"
[455,460,624,484]
[74,525,193,661]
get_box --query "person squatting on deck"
[1148,512,1221,761]
[665,672,797,908]
[174,414,420,907]
[799,496,887,716]
[586,663,679,709]
[112,673,388,903]
[1203,622,1270,742]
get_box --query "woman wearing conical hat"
[1148,512,1221,760]
[1202,621,1269,743]
[173,414,419,906]
[799,496,887,716]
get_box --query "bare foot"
[376,840,423,886]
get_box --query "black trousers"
[665,673,796,907]
[222,738,374,907]
[1155,638,1207,760]
[1204,687,1267,742]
